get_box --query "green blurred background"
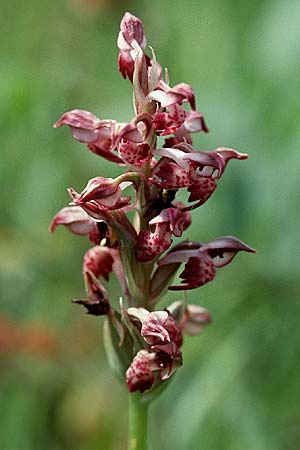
[1,0,299,449]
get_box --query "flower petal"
[69,177,119,204]
[50,206,95,235]
[68,178,131,213]
[54,109,101,131]
[73,270,110,316]
[184,110,209,133]
[200,236,256,267]
[171,254,215,290]
[126,350,156,393]
[216,147,248,167]
[153,104,187,135]
[157,237,255,290]
[148,83,195,109]
[149,207,191,237]
[73,297,110,316]
[136,223,173,262]
[141,311,170,345]
[54,109,103,143]
[117,12,146,51]
[168,83,196,110]
[83,246,114,280]
[180,304,211,336]
[150,158,191,189]
[186,177,217,209]
[88,143,125,164]
[118,140,150,165]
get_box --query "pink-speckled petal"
[118,140,150,165]
[136,223,173,262]
[150,208,191,237]
[185,177,217,209]
[153,104,187,135]
[141,311,170,345]
[126,350,156,393]
[150,158,192,189]
[169,254,215,290]
[71,177,118,204]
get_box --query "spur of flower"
[50,11,255,396]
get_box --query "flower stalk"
[50,11,255,448]
[128,393,149,450]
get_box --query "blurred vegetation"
[1,0,299,449]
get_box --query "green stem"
[128,393,149,450]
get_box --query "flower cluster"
[50,12,255,394]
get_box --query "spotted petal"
[126,350,156,393]
[73,270,110,316]
[136,223,172,262]
[150,207,191,237]
[150,158,191,189]
[118,140,150,165]
[158,237,255,290]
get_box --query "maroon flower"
[117,12,147,82]
[83,245,128,295]
[148,82,196,110]
[151,342,182,381]
[128,307,183,349]
[152,146,223,184]
[68,177,132,219]
[71,177,120,204]
[55,109,151,165]
[148,81,208,141]
[125,307,184,392]
[162,110,209,147]
[144,311,182,347]
[83,246,114,280]
[126,349,156,393]
[125,344,182,393]
[179,304,212,336]
[149,207,191,237]
[49,206,100,244]
[153,104,187,136]
[73,271,110,316]
[136,206,190,262]
[150,145,247,209]
[136,223,172,262]
[118,139,150,165]
[92,120,147,165]
[158,237,256,290]
[54,109,104,143]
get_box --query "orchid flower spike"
[50,11,255,399]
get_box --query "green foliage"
[1,0,299,449]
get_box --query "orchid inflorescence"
[50,12,255,395]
